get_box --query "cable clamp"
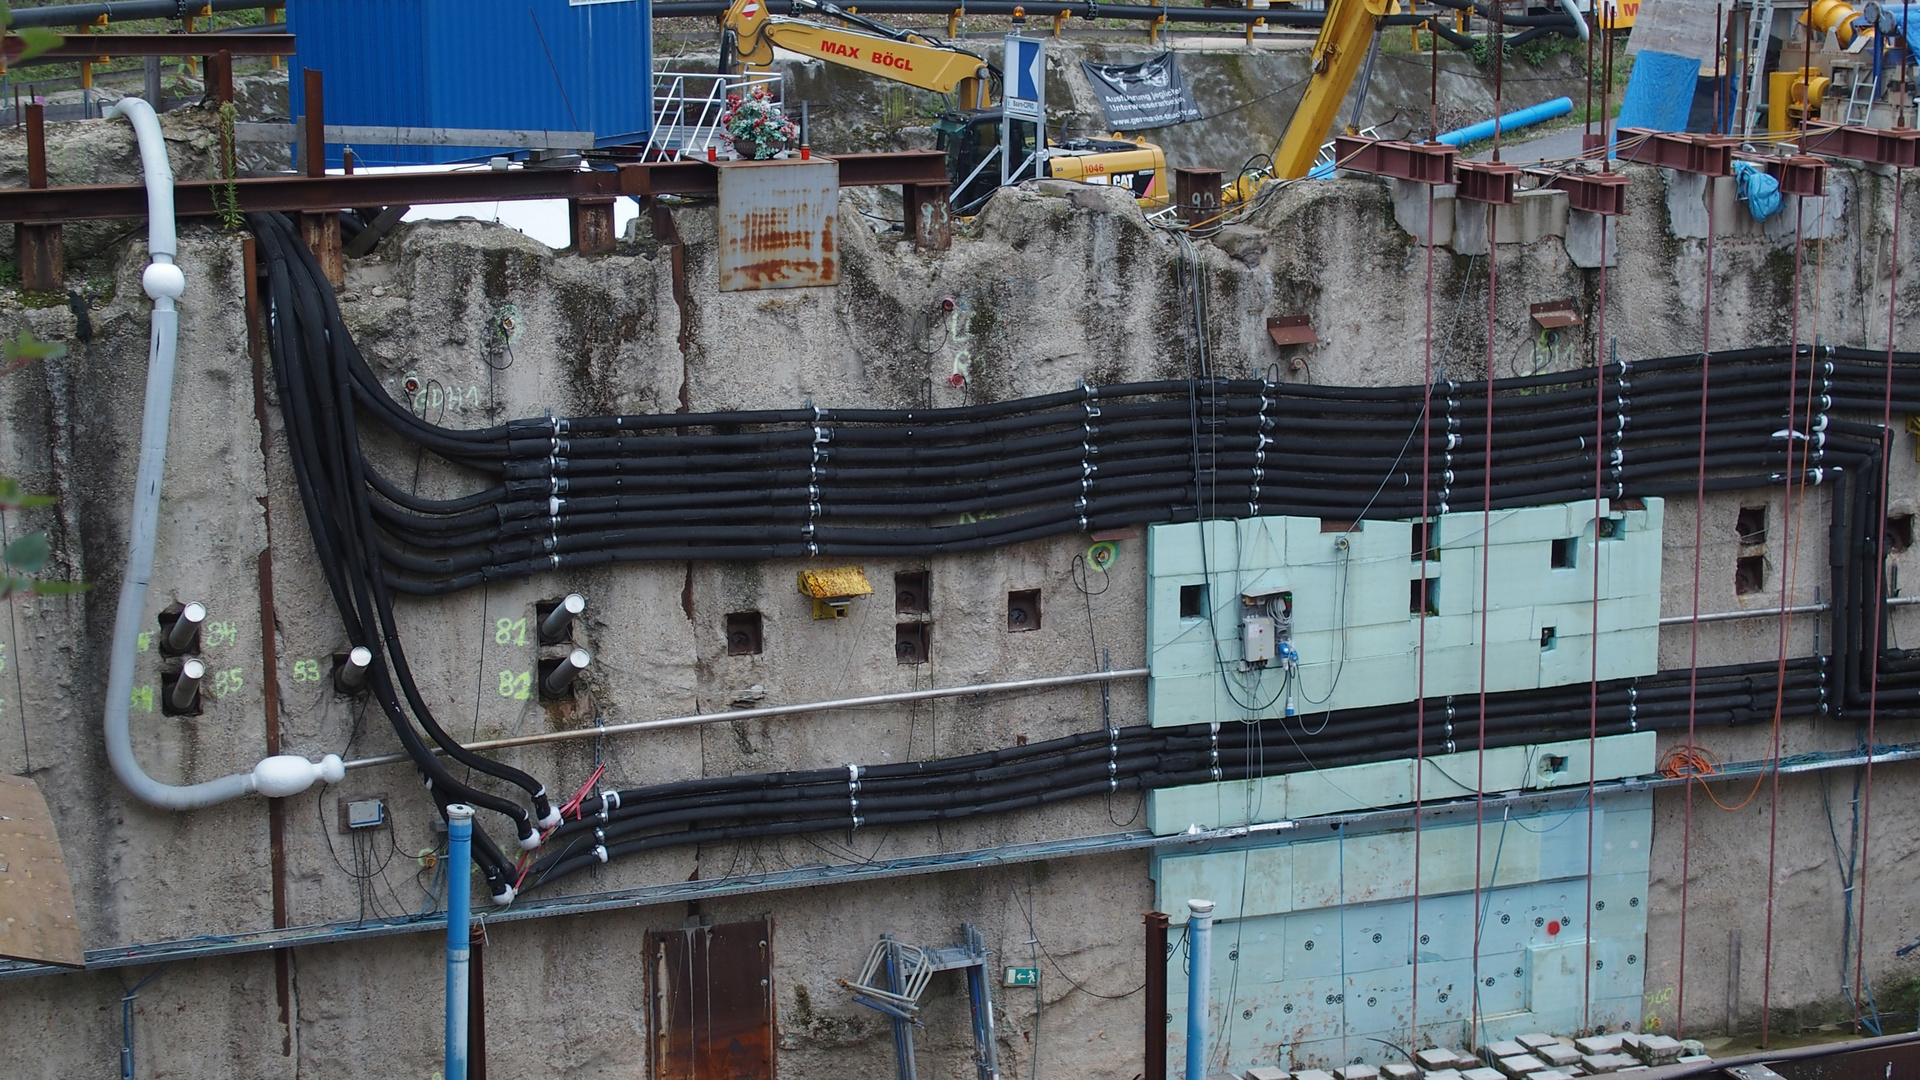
[1443,469,1454,485]
[813,404,827,422]
[1083,461,1097,477]
[801,521,816,538]
[1813,413,1829,432]
[1250,466,1264,481]
[1437,500,1450,514]
[1079,515,1090,531]
[549,496,564,516]
[1084,403,1103,419]
[849,797,859,814]
[1810,467,1825,485]
[595,827,607,844]
[1819,394,1833,411]
[813,425,830,445]
[1084,423,1100,438]
[1075,495,1089,511]
[1256,434,1273,449]
[598,790,621,820]
[593,845,609,864]
[1609,448,1624,466]
[1446,433,1460,449]
[807,542,820,556]
[1618,357,1631,375]
[851,814,864,829]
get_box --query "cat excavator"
[719,0,1169,210]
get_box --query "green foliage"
[0,330,84,599]
[213,103,244,233]
[1516,34,1583,67]
[2,327,65,373]
[1,2,65,66]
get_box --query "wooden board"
[0,773,84,967]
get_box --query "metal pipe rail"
[341,667,1150,770]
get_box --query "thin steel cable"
[1852,168,1900,1032]
[1676,175,1717,1041]
[1582,206,1611,1032]
[1410,178,1438,1050]
[1760,196,1811,1049]
[1470,202,1500,1050]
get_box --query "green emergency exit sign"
[1004,967,1039,987]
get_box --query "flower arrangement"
[719,86,800,160]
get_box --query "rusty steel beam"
[15,102,60,291]
[827,151,948,187]
[1765,154,1830,198]
[903,182,952,251]
[1614,128,1737,177]
[0,32,294,63]
[1329,136,1458,185]
[0,153,947,226]
[1455,160,1520,205]
[1798,124,1920,169]
[1535,169,1632,216]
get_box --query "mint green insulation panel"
[1146,500,1664,726]
[1156,791,1653,1076]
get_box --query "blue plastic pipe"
[1185,899,1215,1080]
[1436,96,1574,146]
[445,804,475,1080]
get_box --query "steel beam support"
[903,182,952,251]
[568,197,617,255]
[1329,136,1458,184]
[0,154,945,226]
[1614,128,1737,176]
[15,103,60,291]
[1536,169,1632,216]
[1765,154,1830,197]
[1798,124,1920,169]
[1455,159,1520,205]
[828,150,950,186]
[0,32,294,63]
[300,211,343,287]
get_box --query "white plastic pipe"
[1558,0,1591,41]
[101,97,342,809]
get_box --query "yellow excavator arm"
[723,0,993,105]
[1271,0,1401,179]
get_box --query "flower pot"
[733,136,786,160]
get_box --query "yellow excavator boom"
[1271,0,1401,179]
[724,0,992,102]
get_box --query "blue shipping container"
[289,0,652,166]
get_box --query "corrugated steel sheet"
[289,0,651,166]
[717,157,839,292]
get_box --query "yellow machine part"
[1768,67,1832,132]
[1803,0,1871,48]
[1272,0,1401,179]
[1045,143,1171,203]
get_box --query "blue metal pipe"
[445,804,475,1080]
[1185,899,1214,1080]
[1436,96,1575,146]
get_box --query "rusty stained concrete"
[0,145,1913,1078]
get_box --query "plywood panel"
[0,773,83,967]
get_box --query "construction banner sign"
[1080,52,1203,131]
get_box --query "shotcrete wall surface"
[0,90,1915,1079]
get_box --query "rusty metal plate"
[716,157,839,292]
[0,774,83,967]
[648,919,775,1080]
[1266,315,1319,346]
[1529,301,1583,329]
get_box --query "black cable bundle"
[252,214,556,902]
[248,210,1920,902]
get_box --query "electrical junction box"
[1004,967,1039,987]
[1240,615,1275,665]
[341,797,387,832]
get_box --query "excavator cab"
[934,111,1039,212]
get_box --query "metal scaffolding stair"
[1740,0,1777,138]
[844,924,1002,1080]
